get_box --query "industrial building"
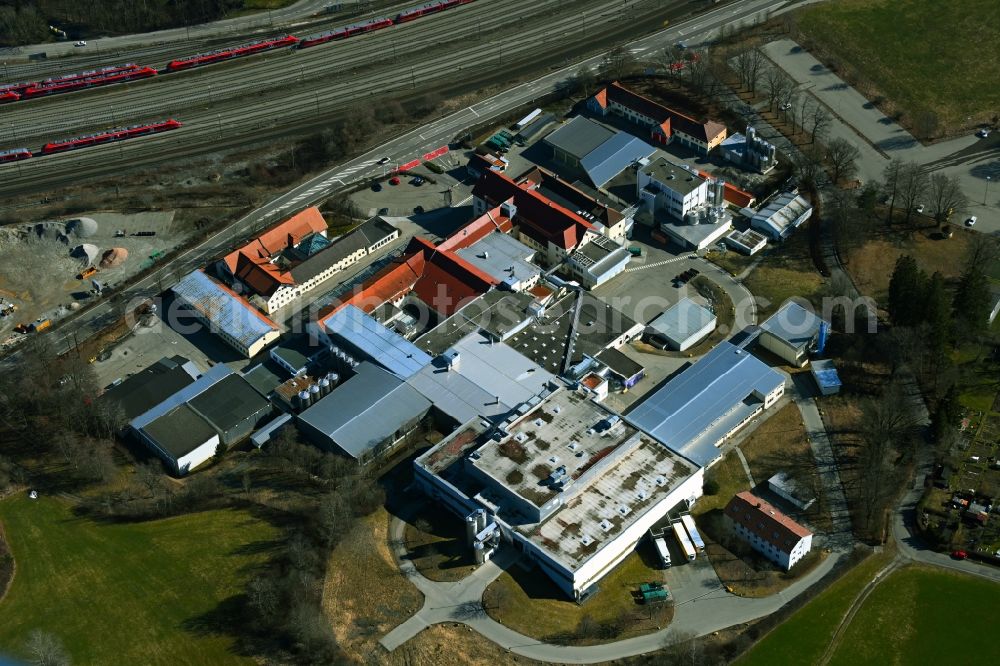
[218,208,399,313]
[100,356,201,422]
[268,335,330,378]
[415,387,703,600]
[724,228,768,256]
[320,304,432,379]
[758,301,825,367]
[129,365,273,475]
[751,192,813,241]
[637,157,734,250]
[768,472,816,510]
[628,341,785,468]
[645,298,717,351]
[517,166,633,243]
[720,126,777,173]
[725,491,813,570]
[543,116,657,189]
[297,362,432,464]
[565,235,632,288]
[171,270,281,358]
[810,359,842,396]
[587,81,727,154]
[454,231,541,292]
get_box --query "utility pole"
[985,176,992,205]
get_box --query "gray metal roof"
[323,304,431,379]
[407,330,555,424]
[580,132,655,187]
[647,298,717,346]
[241,362,286,398]
[101,356,200,421]
[752,192,812,237]
[543,116,614,160]
[627,341,784,467]
[811,359,841,389]
[187,374,271,433]
[297,362,432,459]
[172,270,278,350]
[142,403,218,459]
[759,301,823,351]
[130,364,232,431]
[454,232,540,286]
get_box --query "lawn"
[0,495,279,665]
[740,232,825,320]
[740,403,808,485]
[828,566,1000,665]
[484,548,672,645]
[797,0,1000,132]
[737,545,895,666]
[693,451,751,516]
[321,507,423,661]
[403,509,477,582]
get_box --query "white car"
[976,128,990,138]
[915,204,925,213]
[74,40,87,47]
[779,102,792,110]
[966,216,977,226]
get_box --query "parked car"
[389,176,400,186]
[976,128,990,138]
[74,40,87,47]
[951,550,968,560]
[413,205,425,215]
[966,216,977,227]
[371,182,382,192]
[411,176,424,186]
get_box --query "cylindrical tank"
[319,377,330,396]
[328,372,339,385]
[466,513,479,544]
[309,384,320,401]
[298,390,311,410]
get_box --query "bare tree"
[763,66,794,112]
[792,144,824,190]
[928,172,968,225]
[809,104,832,142]
[897,162,928,225]
[826,137,861,184]
[660,45,683,79]
[798,95,811,135]
[600,46,639,80]
[25,630,70,666]
[882,158,905,222]
[733,48,766,94]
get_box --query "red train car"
[40,119,182,155]
[0,148,33,163]
[395,0,473,23]
[0,90,20,103]
[23,66,157,98]
[165,35,300,72]
[0,81,37,96]
[296,17,394,48]
[39,63,141,86]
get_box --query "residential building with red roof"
[724,491,813,570]
[218,207,398,314]
[588,81,728,154]
[471,169,600,266]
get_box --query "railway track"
[0,0,699,197]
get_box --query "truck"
[628,246,643,257]
[639,582,669,604]
[31,319,51,332]
[680,514,706,554]
[650,528,671,568]
[77,266,98,279]
[672,521,697,562]
[512,108,542,131]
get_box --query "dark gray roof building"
[188,374,273,445]
[101,356,200,421]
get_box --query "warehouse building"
[129,365,272,475]
[100,356,201,422]
[758,301,824,367]
[172,270,281,358]
[628,341,785,468]
[565,235,632,288]
[543,116,656,188]
[810,359,842,396]
[321,304,432,379]
[645,298,716,351]
[415,387,703,600]
[725,491,813,570]
[297,362,432,464]
[454,231,541,292]
[751,192,812,241]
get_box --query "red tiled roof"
[472,170,593,251]
[407,237,498,316]
[603,81,726,144]
[436,206,514,251]
[319,252,425,321]
[725,491,811,553]
[222,207,328,296]
[516,165,624,227]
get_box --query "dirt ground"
[0,211,184,331]
[387,624,543,666]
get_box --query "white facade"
[731,521,813,570]
[637,161,711,222]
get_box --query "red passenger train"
[23,66,158,98]
[0,148,33,163]
[395,0,474,23]
[40,119,182,155]
[295,17,394,49]
[165,35,300,72]
[0,90,21,103]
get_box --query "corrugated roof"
[455,232,540,285]
[580,132,656,187]
[323,304,431,379]
[759,301,823,351]
[297,362,431,459]
[172,271,279,350]
[131,363,233,431]
[627,341,784,467]
[187,374,271,433]
[725,491,812,551]
[647,298,717,345]
[543,116,615,160]
[142,403,218,459]
[752,192,812,237]
[101,356,200,421]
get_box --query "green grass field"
[797,0,1000,130]
[828,566,1000,665]
[737,548,894,665]
[0,495,279,665]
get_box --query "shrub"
[704,478,721,495]
[423,161,444,174]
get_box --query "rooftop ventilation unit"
[654,476,666,486]
[617,505,631,517]
[581,534,594,546]
[599,519,612,532]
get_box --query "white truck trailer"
[680,514,706,553]
[672,521,697,561]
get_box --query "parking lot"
[350,151,474,221]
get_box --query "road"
[0,0,704,197]
[2,0,788,365]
